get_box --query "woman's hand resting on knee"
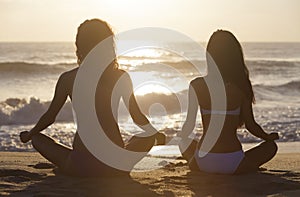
[20,131,32,143]
[266,132,279,141]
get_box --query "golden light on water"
[123,48,164,58]
[134,84,172,96]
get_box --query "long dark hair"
[206,30,255,126]
[75,18,117,68]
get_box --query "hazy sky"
[1,0,299,42]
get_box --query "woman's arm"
[121,73,158,136]
[242,99,279,141]
[20,74,69,142]
[178,83,199,138]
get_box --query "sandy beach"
[0,144,299,196]
[1,0,299,196]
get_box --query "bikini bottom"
[195,150,245,174]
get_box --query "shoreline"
[243,141,300,154]
[1,140,299,153]
[148,141,300,158]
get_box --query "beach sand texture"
[0,151,299,196]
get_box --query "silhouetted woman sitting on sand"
[20,19,164,177]
[178,30,278,174]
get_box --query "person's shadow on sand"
[1,167,158,196]
[184,169,300,196]
[2,162,300,196]
[149,162,300,196]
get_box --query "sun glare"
[134,84,172,96]
[122,48,164,58]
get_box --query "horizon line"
[0,40,300,43]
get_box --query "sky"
[0,0,299,42]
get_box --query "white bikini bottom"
[195,150,245,174]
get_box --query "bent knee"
[265,140,278,155]
[31,134,42,150]
[31,133,55,150]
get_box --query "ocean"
[0,42,299,151]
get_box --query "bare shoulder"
[60,67,78,80]
[56,68,78,95]
[190,77,206,90]
[115,69,131,83]
[116,68,128,77]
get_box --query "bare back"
[60,66,127,153]
[191,77,244,153]
[59,64,151,155]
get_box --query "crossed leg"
[178,138,199,171]
[31,133,71,169]
[125,132,166,152]
[179,139,278,173]
[32,132,166,171]
[235,141,278,174]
